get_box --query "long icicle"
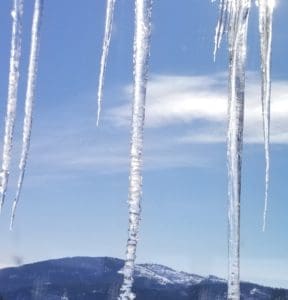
[96,0,116,126]
[118,0,152,299]
[226,1,251,299]
[10,0,44,230]
[258,0,274,232]
[0,0,24,212]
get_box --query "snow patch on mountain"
[134,263,210,286]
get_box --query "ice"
[118,0,152,299]
[10,0,44,229]
[215,0,252,299]
[0,0,24,211]
[214,0,230,60]
[96,0,116,126]
[227,1,251,299]
[258,0,274,231]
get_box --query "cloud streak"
[107,73,288,144]
[8,72,288,184]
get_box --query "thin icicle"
[118,0,152,299]
[226,1,251,299]
[214,0,229,60]
[214,0,237,61]
[96,0,116,126]
[0,0,24,212]
[258,0,274,232]
[10,0,43,230]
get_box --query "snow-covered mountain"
[0,257,286,299]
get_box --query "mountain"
[0,257,286,299]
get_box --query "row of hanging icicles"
[0,0,275,299]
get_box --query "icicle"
[118,0,152,299]
[10,0,43,230]
[96,0,116,126]
[226,1,251,299]
[258,0,274,232]
[0,0,24,212]
[214,0,229,60]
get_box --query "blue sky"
[0,0,288,289]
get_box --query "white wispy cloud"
[106,73,288,144]
[7,72,287,183]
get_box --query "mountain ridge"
[0,256,287,299]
